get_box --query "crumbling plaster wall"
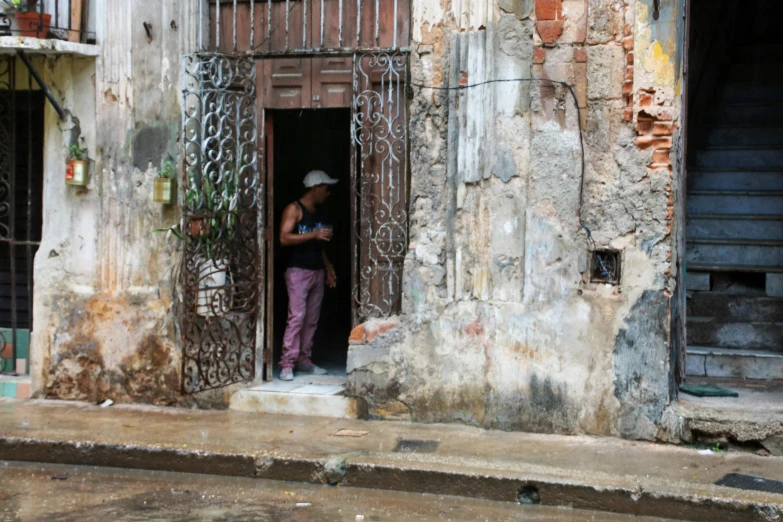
[348,0,684,439]
[29,0,223,406]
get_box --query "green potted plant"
[153,159,176,204]
[154,164,240,317]
[66,143,88,186]
[187,163,240,317]
[11,0,50,38]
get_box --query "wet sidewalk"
[0,398,782,521]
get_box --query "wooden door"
[259,59,312,109]
[312,57,353,109]
[258,57,353,110]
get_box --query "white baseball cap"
[303,170,339,188]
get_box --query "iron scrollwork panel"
[352,53,408,321]
[181,54,260,393]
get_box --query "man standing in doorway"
[278,170,339,381]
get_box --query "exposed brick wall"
[623,0,679,276]
[634,105,677,240]
[622,18,635,123]
[532,0,676,269]
[536,0,565,46]
[532,0,588,123]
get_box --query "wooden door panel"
[268,1,311,53]
[260,58,312,109]
[233,3,268,53]
[313,0,359,50]
[312,56,353,108]
[213,0,409,53]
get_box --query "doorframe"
[672,0,691,396]
[0,61,45,377]
[256,51,410,382]
[259,106,356,382]
[262,110,275,382]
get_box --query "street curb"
[1,436,781,522]
[0,438,257,478]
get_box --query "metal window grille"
[0,55,43,376]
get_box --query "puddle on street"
[0,461,683,521]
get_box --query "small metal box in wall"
[591,249,621,284]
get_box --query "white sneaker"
[280,368,294,381]
[296,361,327,375]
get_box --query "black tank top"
[288,200,325,270]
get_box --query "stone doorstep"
[0,435,779,522]
[686,347,783,380]
[229,388,364,419]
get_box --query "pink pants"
[280,268,325,369]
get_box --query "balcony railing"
[206,0,410,55]
[0,0,95,44]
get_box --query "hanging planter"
[153,160,176,204]
[66,144,88,186]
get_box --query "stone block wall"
[348,0,685,440]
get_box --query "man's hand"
[314,228,333,241]
[326,266,337,288]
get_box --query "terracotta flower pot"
[190,218,210,237]
[66,159,88,186]
[14,11,49,38]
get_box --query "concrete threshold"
[0,398,782,521]
[673,377,783,442]
[230,374,364,419]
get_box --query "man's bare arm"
[322,248,337,288]
[279,203,331,246]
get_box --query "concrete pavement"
[0,398,781,521]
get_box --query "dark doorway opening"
[0,87,45,375]
[270,109,352,377]
[683,0,783,385]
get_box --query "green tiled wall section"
[0,328,30,375]
[0,378,31,398]
[1,382,17,397]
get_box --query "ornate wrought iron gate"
[352,52,408,321]
[181,54,261,393]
